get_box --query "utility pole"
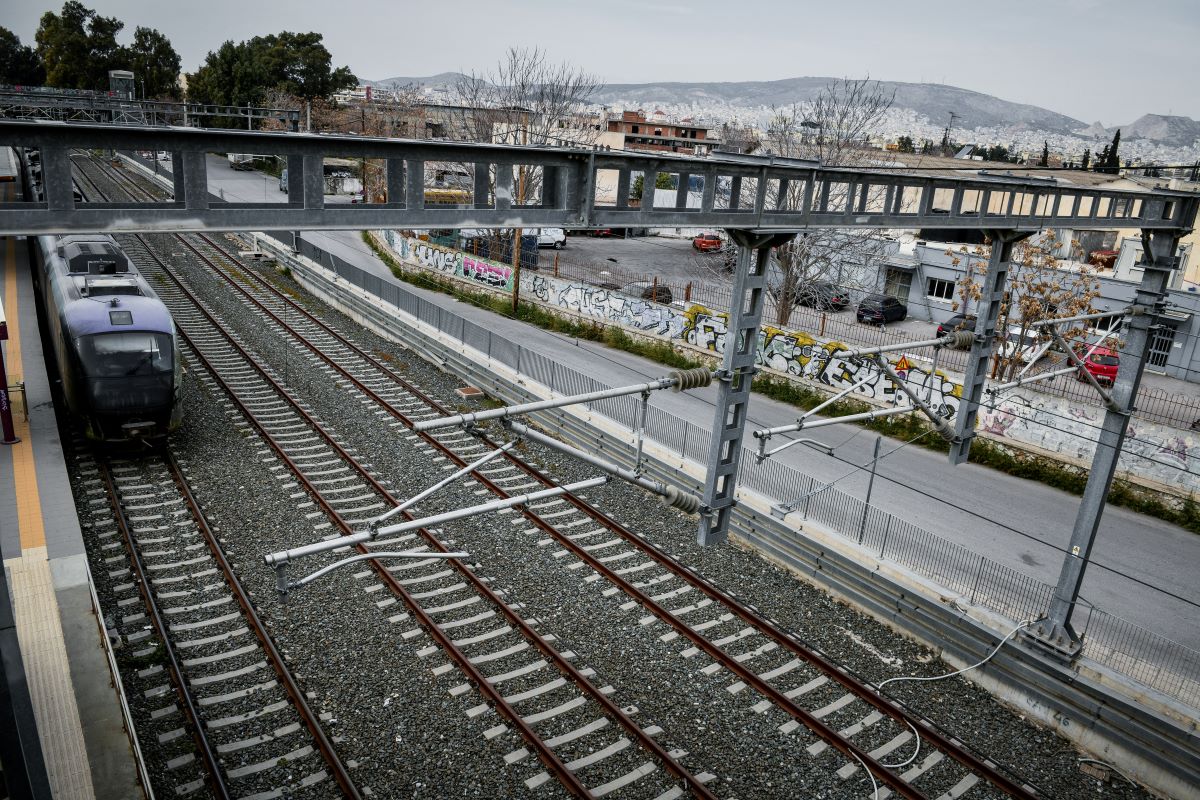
[857,436,883,543]
[942,111,958,156]
[1034,229,1185,658]
[511,115,528,314]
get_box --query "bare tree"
[453,47,603,197]
[757,77,895,326]
[995,231,1102,381]
[954,232,1103,381]
[715,121,760,155]
[451,48,603,309]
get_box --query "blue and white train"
[14,148,183,442]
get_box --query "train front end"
[66,297,183,442]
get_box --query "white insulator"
[669,368,714,392]
[660,484,701,514]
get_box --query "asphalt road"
[199,158,1200,654]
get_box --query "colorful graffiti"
[980,394,1200,492]
[378,231,964,418]
[393,236,516,291]
[533,276,962,418]
[462,256,513,290]
[375,229,1197,491]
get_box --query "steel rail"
[96,457,231,800]
[173,233,926,798]
[94,157,1038,798]
[163,451,362,799]
[163,231,719,800]
[136,244,594,800]
[87,160,715,797]
[186,229,1042,799]
[74,161,363,798]
[74,161,594,797]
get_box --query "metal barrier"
[266,232,1200,711]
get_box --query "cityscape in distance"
[371,71,1200,165]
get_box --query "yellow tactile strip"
[4,549,96,798]
[3,210,97,799]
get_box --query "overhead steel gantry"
[0,91,300,129]
[1,120,1195,573]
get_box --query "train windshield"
[77,332,173,377]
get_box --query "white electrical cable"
[847,749,880,800]
[874,617,1041,770]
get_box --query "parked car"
[796,281,850,311]
[692,232,723,252]
[936,313,977,346]
[1074,345,1120,385]
[997,324,1051,365]
[856,294,908,324]
[531,228,566,249]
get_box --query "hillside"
[368,73,1199,146]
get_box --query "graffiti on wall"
[538,275,963,418]
[378,231,961,416]
[375,229,1197,491]
[387,234,516,291]
[979,393,1200,492]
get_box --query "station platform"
[1,214,142,798]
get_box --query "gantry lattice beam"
[0,120,1195,236]
[0,94,299,131]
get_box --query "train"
[11,147,184,442]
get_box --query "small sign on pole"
[0,298,20,445]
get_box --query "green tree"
[125,26,180,98]
[188,32,355,109]
[1080,149,1090,171]
[1038,140,1049,167]
[1101,129,1121,174]
[0,27,45,85]
[919,138,934,154]
[631,171,675,200]
[1094,144,1110,172]
[896,134,915,153]
[35,1,125,90]
[984,144,1011,163]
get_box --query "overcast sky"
[5,0,1198,125]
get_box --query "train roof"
[62,295,174,338]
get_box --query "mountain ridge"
[366,73,1199,146]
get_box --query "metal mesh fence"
[278,232,1200,711]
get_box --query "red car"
[692,233,723,252]
[1075,346,1120,385]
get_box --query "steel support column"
[41,147,74,213]
[697,230,794,546]
[1035,230,1183,656]
[949,231,1028,464]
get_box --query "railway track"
[76,155,718,798]
[79,152,1045,799]
[75,442,356,799]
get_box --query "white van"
[530,228,566,249]
[998,324,1052,365]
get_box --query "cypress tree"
[1105,129,1121,173]
[1080,149,1090,171]
[1039,141,1049,167]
